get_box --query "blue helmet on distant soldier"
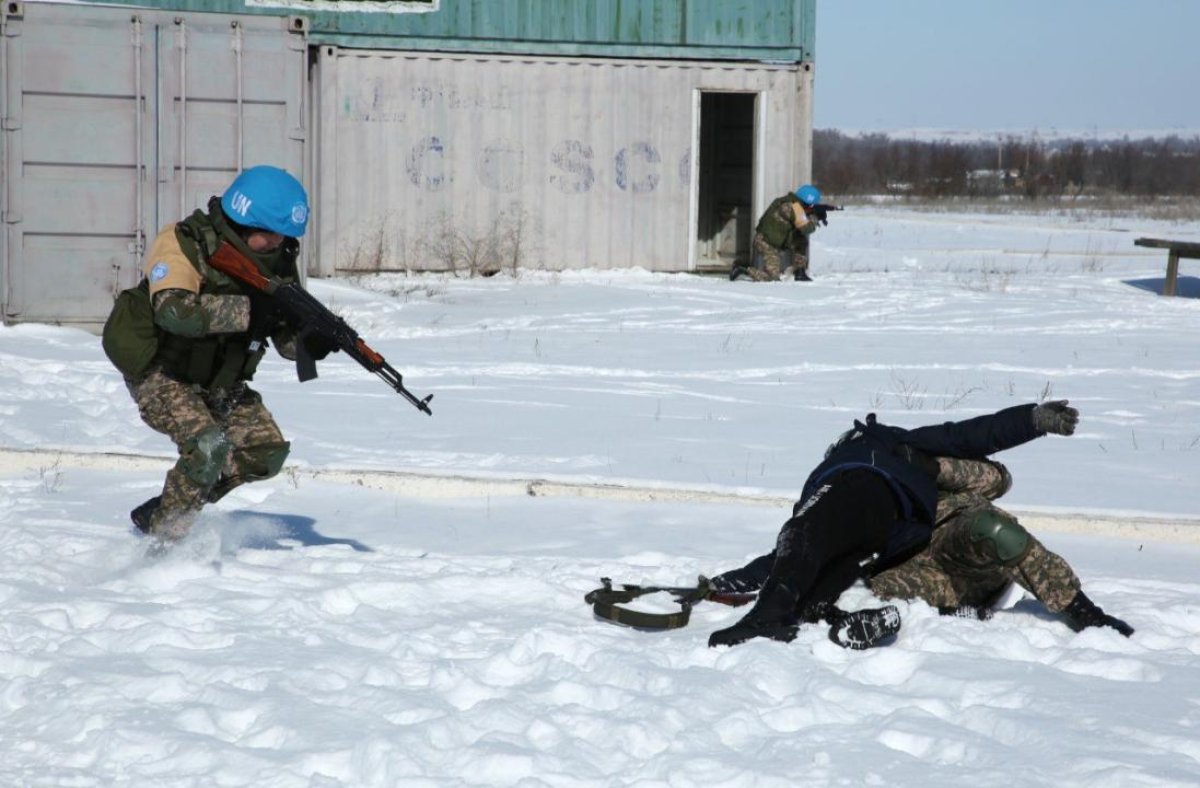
[795,184,822,206]
[220,166,310,238]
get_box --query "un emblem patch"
[149,262,170,282]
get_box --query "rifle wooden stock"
[206,241,434,415]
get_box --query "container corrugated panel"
[315,48,809,273]
[77,0,815,62]
[2,1,304,326]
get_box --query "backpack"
[101,279,159,380]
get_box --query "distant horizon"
[816,126,1200,144]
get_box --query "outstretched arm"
[904,401,1077,460]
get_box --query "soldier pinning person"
[705,401,1119,649]
[732,183,822,282]
[102,166,336,552]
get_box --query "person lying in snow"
[707,400,1133,649]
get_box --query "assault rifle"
[208,242,434,415]
[585,576,755,631]
[810,202,844,227]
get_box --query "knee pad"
[180,426,232,488]
[965,507,1030,565]
[237,440,291,481]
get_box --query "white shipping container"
[314,48,812,274]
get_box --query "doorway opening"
[695,92,756,272]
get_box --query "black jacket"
[713,404,1045,592]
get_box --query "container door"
[1,1,306,328]
[1,1,152,325]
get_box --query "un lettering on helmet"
[228,191,253,219]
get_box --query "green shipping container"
[77,0,816,62]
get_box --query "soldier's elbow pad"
[154,294,209,337]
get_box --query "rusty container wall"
[315,48,808,274]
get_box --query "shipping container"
[314,47,812,273]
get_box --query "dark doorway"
[695,92,756,271]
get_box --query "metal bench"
[1134,237,1200,296]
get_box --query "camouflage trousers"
[868,456,1081,613]
[127,367,288,538]
[737,234,809,282]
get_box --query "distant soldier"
[102,166,335,551]
[867,454,1134,637]
[732,183,821,282]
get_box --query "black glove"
[300,329,339,361]
[247,294,284,340]
[811,205,829,226]
[1032,400,1079,436]
[1063,591,1133,637]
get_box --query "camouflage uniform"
[116,200,306,540]
[735,194,816,281]
[128,370,289,539]
[868,456,1082,613]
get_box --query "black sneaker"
[130,495,162,535]
[828,606,901,650]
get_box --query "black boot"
[130,495,162,535]
[794,269,813,282]
[827,606,901,650]
[708,581,801,647]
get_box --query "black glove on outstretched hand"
[1032,400,1080,436]
[1063,591,1134,637]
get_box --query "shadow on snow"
[226,510,374,553]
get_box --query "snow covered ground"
[1,206,1198,786]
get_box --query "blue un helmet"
[794,184,822,206]
[220,165,309,238]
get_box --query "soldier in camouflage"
[105,166,333,549]
[732,183,821,282]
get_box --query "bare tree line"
[813,129,1200,199]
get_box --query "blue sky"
[814,1,1200,135]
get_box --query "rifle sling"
[584,580,693,631]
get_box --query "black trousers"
[767,469,898,615]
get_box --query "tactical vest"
[756,194,800,249]
[152,200,298,391]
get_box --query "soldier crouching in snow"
[707,400,1132,649]
[102,166,335,552]
[731,184,822,282]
